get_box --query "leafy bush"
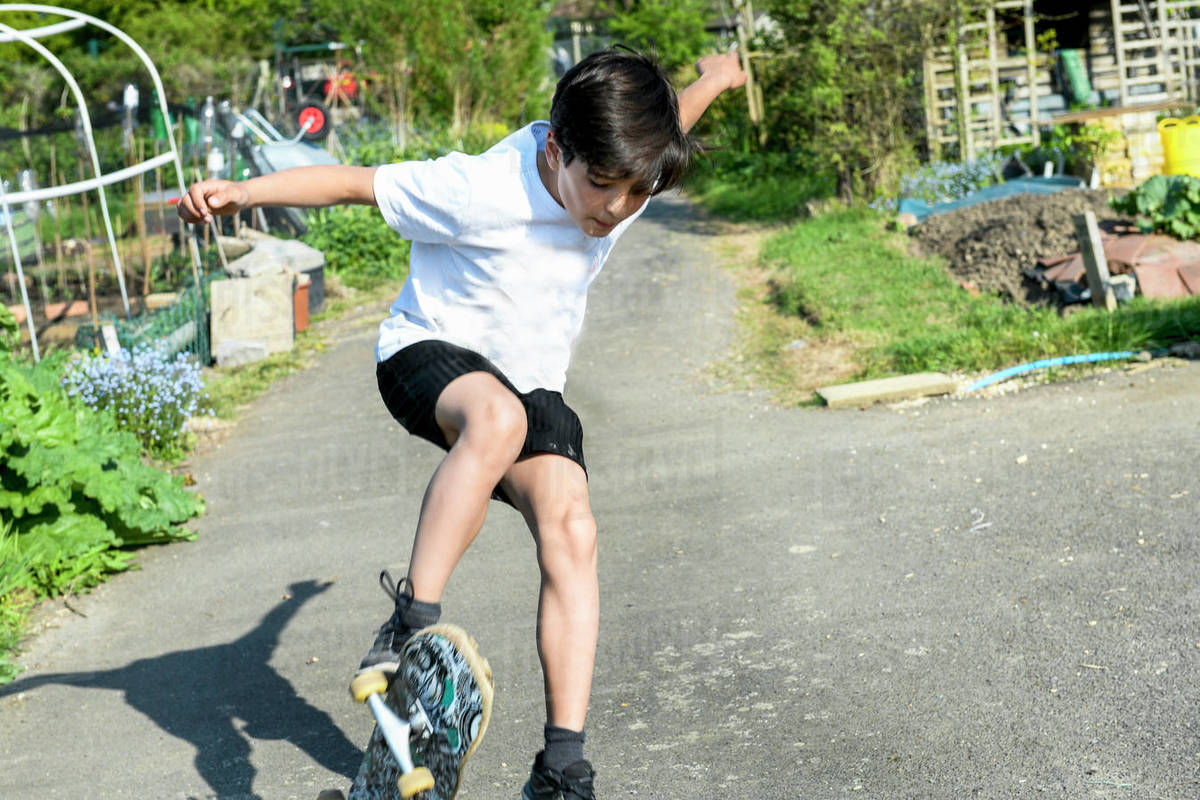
[1110,175,1200,239]
[607,0,716,74]
[0,304,17,354]
[1017,123,1123,179]
[340,120,514,167]
[0,354,204,600]
[61,346,209,462]
[302,205,411,290]
[758,0,960,200]
[0,521,32,683]
[686,150,834,221]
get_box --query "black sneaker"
[356,571,422,676]
[521,752,596,800]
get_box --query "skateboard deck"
[325,624,493,800]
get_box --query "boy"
[180,47,746,799]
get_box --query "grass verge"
[718,207,1200,402]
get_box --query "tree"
[758,0,963,201]
[605,0,716,75]
[343,0,551,138]
[0,1,554,160]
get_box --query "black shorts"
[376,340,586,507]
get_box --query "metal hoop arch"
[0,4,202,361]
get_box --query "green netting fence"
[74,252,225,364]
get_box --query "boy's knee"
[539,504,598,573]
[452,388,527,461]
[476,392,527,446]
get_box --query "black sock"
[399,596,441,630]
[403,599,441,633]
[543,724,585,773]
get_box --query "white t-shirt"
[373,121,648,393]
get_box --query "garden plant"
[0,350,204,681]
[61,345,210,462]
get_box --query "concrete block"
[238,228,275,242]
[210,271,294,361]
[216,235,252,260]
[226,235,324,279]
[817,372,959,408]
[213,338,269,368]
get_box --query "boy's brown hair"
[549,46,698,196]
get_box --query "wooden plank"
[957,40,974,159]
[1051,98,1189,123]
[1113,0,1131,100]
[987,4,1002,151]
[1157,0,1175,95]
[1124,56,1169,68]
[817,373,959,409]
[923,52,940,160]
[1075,211,1117,312]
[1025,0,1040,144]
[1124,74,1173,84]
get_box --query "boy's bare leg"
[500,454,599,731]
[404,371,528,603]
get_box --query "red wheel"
[297,103,328,141]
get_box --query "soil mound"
[912,189,1124,305]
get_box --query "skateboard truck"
[350,671,437,797]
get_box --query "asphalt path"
[2,194,1199,800]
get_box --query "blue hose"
[964,351,1139,392]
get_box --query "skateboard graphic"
[320,624,493,800]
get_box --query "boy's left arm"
[677,52,749,133]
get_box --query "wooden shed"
[923,0,1200,184]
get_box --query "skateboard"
[320,624,494,800]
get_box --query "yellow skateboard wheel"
[350,670,389,703]
[398,766,435,797]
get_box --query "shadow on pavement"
[0,579,360,799]
[646,192,744,236]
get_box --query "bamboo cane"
[32,212,49,313]
[50,145,65,292]
[114,212,126,295]
[59,169,84,290]
[153,139,169,278]
[135,137,152,297]
[79,171,97,327]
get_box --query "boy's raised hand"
[678,52,750,131]
[178,179,250,224]
[695,52,748,91]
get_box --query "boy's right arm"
[177,165,378,224]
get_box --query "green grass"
[202,330,321,419]
[756,208,1200,384]
[686,150,834,222]
[0,524,33,683]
